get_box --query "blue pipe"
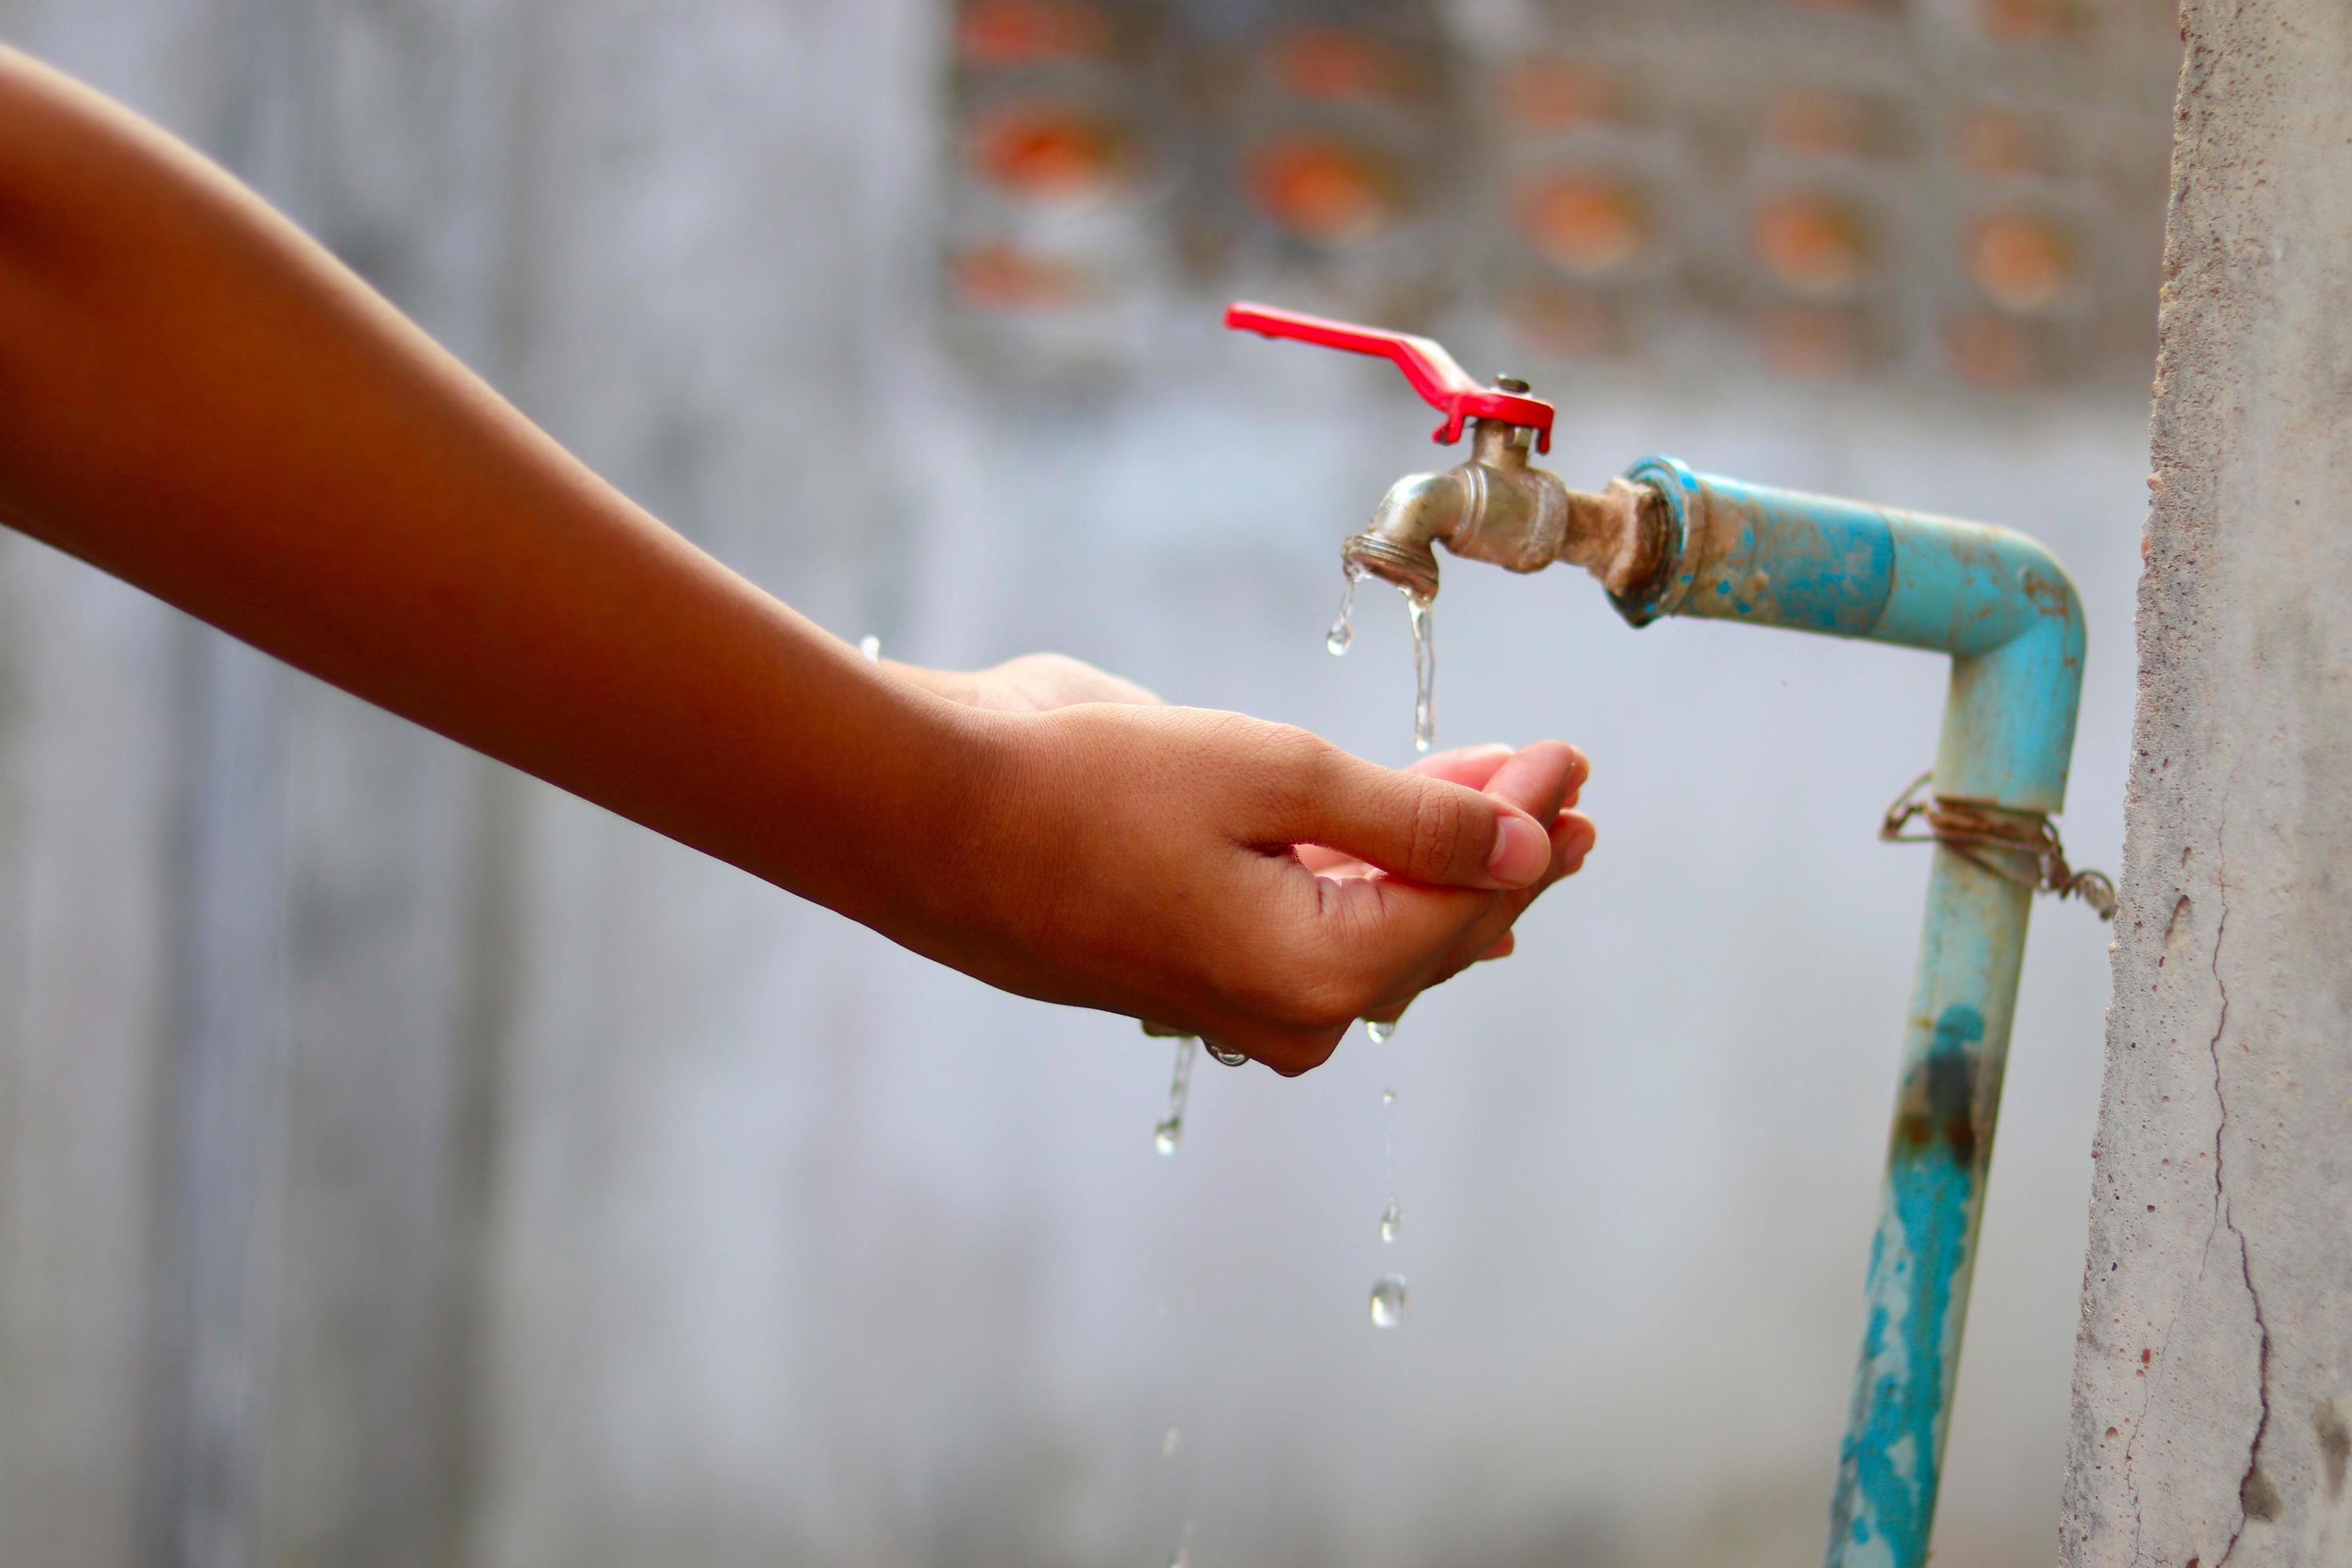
[1613,457,2086,1568]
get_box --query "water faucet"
[1222,302,1662,603]
[1225,300,2106,1568]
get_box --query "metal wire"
[1880,771,2117,920]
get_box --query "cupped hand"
[927,702,1595,1075]
[1297,742,1590,1003]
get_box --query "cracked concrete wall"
[2061,2,2352,1565]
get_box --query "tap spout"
[1342,469,1464,602]
[1342,418,1668,603]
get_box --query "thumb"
[1286,746,1562,890]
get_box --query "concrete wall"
[2062,2,2352,1563]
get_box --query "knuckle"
[1266,722,1336,783]
[1409,785,1474,880]
[1251,719,1326,770]
[1256,725,1341,822]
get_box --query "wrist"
[835,687,1027,948]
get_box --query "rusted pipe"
[1356,450,2086,1567]
[1598,457,2085,1568]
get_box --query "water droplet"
[857,634,882,662]
[1405,590,1436,754]
[1207,1044,1249,1067]
[1382,1086,1395,1106]
[1156,1036,1196,1156]
[1167,1553,1189,1568]
[1326,566,1362,657]
[1369,1274,1410,1328]
[1366,1018,1395,1044]
[1163,1426,1182,1458]
[1379,1198,1401,1244]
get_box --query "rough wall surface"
[2062,2,2352,1564]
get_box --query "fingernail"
[1485,814,1549,886]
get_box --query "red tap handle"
[1223,301,1554,453]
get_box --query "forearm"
[0,46,982,931]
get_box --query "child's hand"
[924,704,1594,1075]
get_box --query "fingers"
[1402,742,1517,790]
[1294,743,1514,874]
[1206,729,1595,1074]
[1290,742,1585,982]
[1472,740,1588,828]
[1550,808,1598,880]
[1350,805,1594,1023]
[1215,803,1595,1075]
[1284,742,1574,891]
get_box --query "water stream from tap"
[1320,567,1436,755]
[1326,565,1363,656]
[1379,1082,1400,1246]
[1406,590,1436,754]
[1154,1036,1197,1156]
[1370,1028,1406,1326]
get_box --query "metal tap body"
[1344,419,1658,603]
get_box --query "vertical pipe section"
[1826,839,2034,1567]
[1610,458,2085,1568]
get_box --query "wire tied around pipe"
[1880,772,2117,920]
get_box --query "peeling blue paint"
[1602,459,2079,1568]
[1610,458,2084,813]
[1834,1005,1982,1567]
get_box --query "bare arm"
[0,46,1593,1072]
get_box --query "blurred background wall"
[0,2,2176,1565]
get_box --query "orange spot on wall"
[966,101,1130,204]
[1518,174,1650,278]
[1969,212,2074,311]
[1246,138,1400,246]
[956,1,1109,67]
[1753,194,1872,297]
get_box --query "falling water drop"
[1155,1036,1197,1157]
[1326,565,1364,657]
[1369,1274,1411,1328]
[1382,1086,1395,1107]
[1366,1018,1395,1044]
[1379,1198,1401,1245]
[1405,590,1436,754]
[1163,1426,1182,1458]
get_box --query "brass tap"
[1343,414,1664,604]
[1221,303,1666,604]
